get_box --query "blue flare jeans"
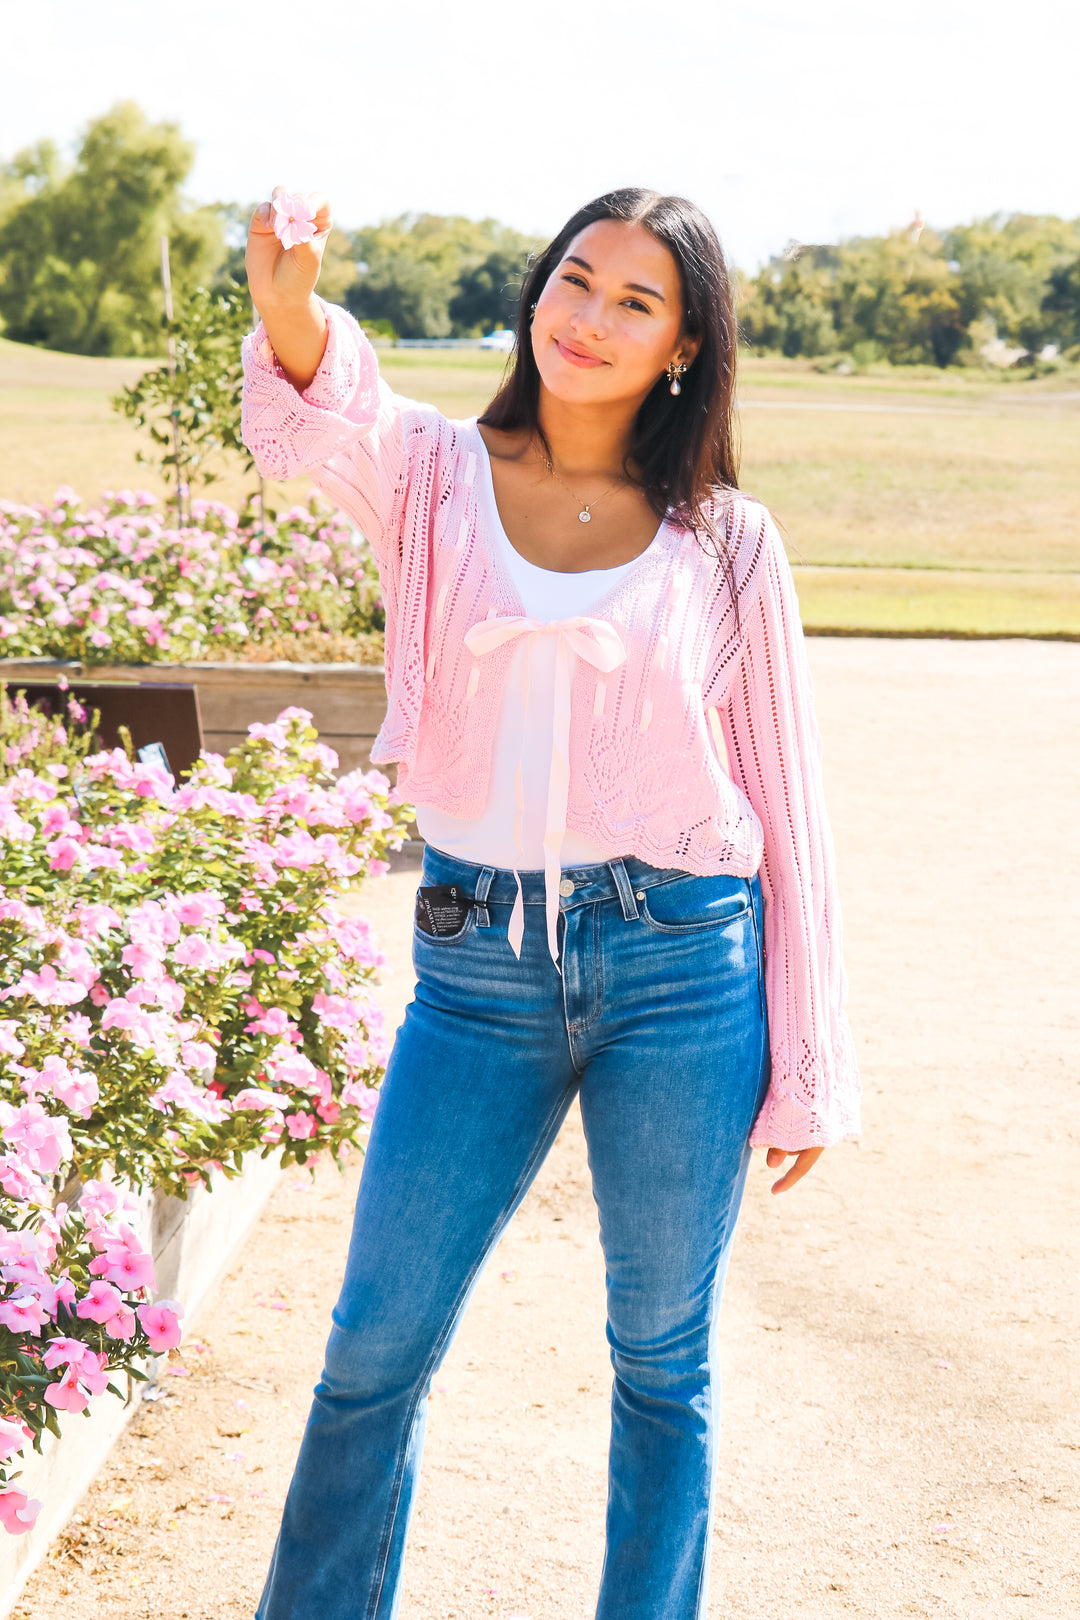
[256,845,770,1620]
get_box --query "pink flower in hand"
[0,1489,42,1535]
[272,193,318,250]
[137,1299,183,1352]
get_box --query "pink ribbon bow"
[463,614,627,964]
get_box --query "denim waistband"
[420,843,692,914]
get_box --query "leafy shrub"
[0,692,413,1531]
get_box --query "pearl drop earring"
[667,360,687,396]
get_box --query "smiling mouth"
[554,338,606,368]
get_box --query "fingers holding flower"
[247,187,332,312]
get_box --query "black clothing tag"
[416,884,473,936]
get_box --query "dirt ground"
[13,638,1079,1620]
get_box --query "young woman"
[242,185,859,1620]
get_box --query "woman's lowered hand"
[764,1145,825,1195]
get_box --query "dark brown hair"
[479,187,740,545]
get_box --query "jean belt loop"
[473,866,496,929]
[609,857,640,922]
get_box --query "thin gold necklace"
[543,453,622,524]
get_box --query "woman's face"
[530,219,700,411]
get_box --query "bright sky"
[2,0,1077,270]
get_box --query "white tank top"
[415,446,665,870]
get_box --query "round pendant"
[578,509,591,523]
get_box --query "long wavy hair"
[479,187,741,549]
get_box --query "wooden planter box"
[0,1151,284,1617]
[0,659,390,777]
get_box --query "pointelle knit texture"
[241,301,860,1152]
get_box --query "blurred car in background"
[479,328,516,351]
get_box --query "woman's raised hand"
[246,187,332,393]
[246,187,333,314]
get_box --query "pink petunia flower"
[88,1226,155,1292]
[0,1155,49,1203]
[137,1299,183,1352]
[1,1102,73,1176]
[269,1049,318,1089]
[35,1276,77,1316]
[46,836,84,871]
[104,1303,137,1341]
[75,1279,124,1325]
[173,934,224,971]
[284,1111,317,1139]
[0,1022,24,1060]
[271,193,319,250]
[244,1007,294,1038]
[0,1293,49,1336]
[172,894,224,928]
[43,1366,92,1413]
[232,1086,289,1112]
[42,1339,109,1391]
[0,1418,31,1464]
[0,1489,42,1536]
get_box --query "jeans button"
[558,878,575,897]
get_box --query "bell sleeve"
[718,512,861,1151]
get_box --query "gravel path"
[14,639,1079,1620]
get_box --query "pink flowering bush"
[0,693,413,1529]
[0,681,101,780]
[0,488,384,665]
[0,1182,185,1531]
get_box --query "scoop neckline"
[471,422,668,584]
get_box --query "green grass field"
[2,337,1077,635]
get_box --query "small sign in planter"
[0,659,390,776]
[12,680,204,778]
[0,1150,283,1619]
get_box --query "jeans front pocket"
[639,872,753,934]
[412,911,477,948]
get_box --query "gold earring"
[667,360,687,396]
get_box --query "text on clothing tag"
[415,884,473,937]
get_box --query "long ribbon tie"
[463,614,627,966]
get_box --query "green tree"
[741,229,965,366]
[1041,257,1080,351]
[111,278,254,519]
[0,140,61,230]
[738,248,840,357]
[346,214,542,338]
[0,102,223,355]
[829,230,963,366]
[449,244,534,333]
[944,213,1080,352]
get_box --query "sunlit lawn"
[2,337,1076,635]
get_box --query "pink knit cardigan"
[241,302,860,1152]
